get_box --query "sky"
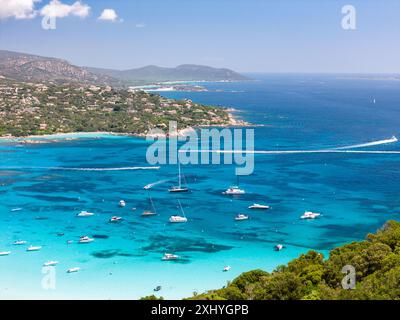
[0,0,399,73]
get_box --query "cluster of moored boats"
[1,164,323,275]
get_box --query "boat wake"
[0,166,160,171]
[144,179,169,189]
[334,136,398,150]
[186,136,400,155]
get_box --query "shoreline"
[0,111,255,143]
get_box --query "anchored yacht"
[79,236,94,244]
[300,211,321,219]
[235,214,249,221]
[77,211,94,217]
[248,203,270,210]
[162,253,179,261]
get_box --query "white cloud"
[0,0,39,20]
[98,8,118,22]
[40,0,90,18]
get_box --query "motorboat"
[109,216,122,222]
[0,251,11,256]
[169,215,187,223]
[275,244,284,251]
[248,203,270,210]
[43,260,59,267]
[11,208,22,212]
[300,211,321,219]
[162,253,179,261]
[77,210,94,217]
[235,214,249,221]
[13,240,27,245]
[27,246,42,252]
[67,267,80,273]
[78,236,94,244]
[154,286,162,292]
[223,266,231,272]
[223,186,245,195]
[119,200,126,207]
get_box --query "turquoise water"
[1,74,400,299]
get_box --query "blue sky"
[0,0,399,73]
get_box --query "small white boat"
[169,215,187,223]
[67,267,80,273]
[43,260,59,267]
[11,208,22,212]
[300,211,321,219]
[0,251,11,256]
[141,211,157,217]
[119,200,126,207]
[77,210,94,217]
[248,203,270,210]
[109,216,122,222]
[235,214,249,221]
[13,240,27,245]
[78,236,94,244]
[27,246,42,252]
[223,266,231,272]
[275,244,284,251]
[223,186,245,195]
[162,253,179,261]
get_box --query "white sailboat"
[169,161,189,193]
[169,200,188,223]
[142,192,157,217]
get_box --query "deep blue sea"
[1,74,400,299]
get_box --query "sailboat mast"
[178,161,181,188]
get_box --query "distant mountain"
[0,50,250,85]
[0,50,120,85]
[87,64,250,83]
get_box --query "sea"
[1,74,400,299]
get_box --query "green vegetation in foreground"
[0,77,233,137]
[185,220,400,300]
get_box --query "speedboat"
[154,286,162,292]
[67,267,80,273]
[169,215,187,223]
[275,244,284,251]
[27,246,42,252]
[300,211,321,219]
[223,186,245,195]
[0,251,11,256]
[109,216,122,222]
[162,253,179,261]
[141,211,157,217]
[13,240,27,245]
[248,203,270,210]
[78,236,94,244]
[43,260,59,267]
[223,266,231,272]
[235,214,249,221]
[119,200,126,207]
[77,210,94,217]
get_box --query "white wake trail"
[334,136,398,150]
[143,179,169,189]
[0,166,160,171]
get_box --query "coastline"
[0,110,253,143]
